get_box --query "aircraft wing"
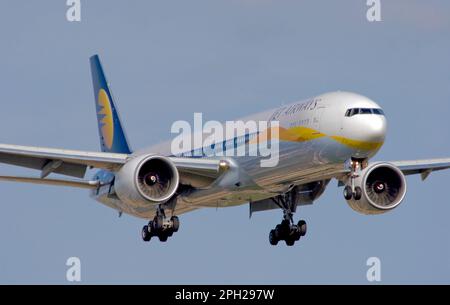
[0,175,101,189]
[0,143,227,187]
[328,158,450,183]
[315,158,450,186]
[389,158,450,180]
[0,143,129,178]
[250,158,450,215]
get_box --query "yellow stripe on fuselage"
[329,136,383,151]
[250,126,383,152]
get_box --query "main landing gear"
[269,187,307,246]
[141,204,180,243]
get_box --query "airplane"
[0,54,449,246]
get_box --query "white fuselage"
[93,91,387,219]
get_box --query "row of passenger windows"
[180,132,258,157]
[345,108,384,117]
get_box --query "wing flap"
[169,157,230,188]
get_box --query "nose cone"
[342,114,387,145]
[337,93,387,155]
[363,115,387,143]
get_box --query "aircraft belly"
[244,138,349,187]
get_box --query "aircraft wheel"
[142,225,151,242]
[297,220,307,237]
[354,186,362,200]
[269,229,279,246]
[344,185,353,200]
[158,233,168,242]
[285,238,295,246]
[171,216,180,232]
[277,222,289,239]
[153,215,164,230]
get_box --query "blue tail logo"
[90,55,132,154]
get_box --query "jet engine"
[114,155,180,207]
[346,162,407,215]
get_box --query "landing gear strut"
[141,203,180,243]
[269,187,307,246]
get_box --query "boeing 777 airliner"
[0,55,449,246]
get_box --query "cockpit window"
[372,109,384,115]
[345,108,384,117]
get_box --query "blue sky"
[0,0,449,284]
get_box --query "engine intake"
[347,162,407,215]
[114,155,180,207]
[136,156,179,202]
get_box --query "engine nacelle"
[346,162,407,215]
[114,154,180,207]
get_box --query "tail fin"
[90,55,132,154]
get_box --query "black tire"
[279,222,290,239]
[158,233,168,242]
[153,215,164,230]
[354,186,362,200]
[171,216,180,232]
[275,224,282,232]
[297,220,307,237]
[343,185,353,200]
[166,229,174,237]
[269,229,278,246]
[281,219,290,228]
[285,238,295,246]
[148,220,154,234]
[275,224,284,240]
[141,225,151,242]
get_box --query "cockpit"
[345,108,384,117]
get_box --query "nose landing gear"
[343,158,366,201]
[344,185,362,201]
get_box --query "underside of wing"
[0,143,129,178]
[0,175,100,189]
[0,143,230,195]
[389,158,450,180]
[170,157,230,188]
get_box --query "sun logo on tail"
[97,89,114,150]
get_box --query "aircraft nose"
[364,115,387,142]
[341,107,387,149]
